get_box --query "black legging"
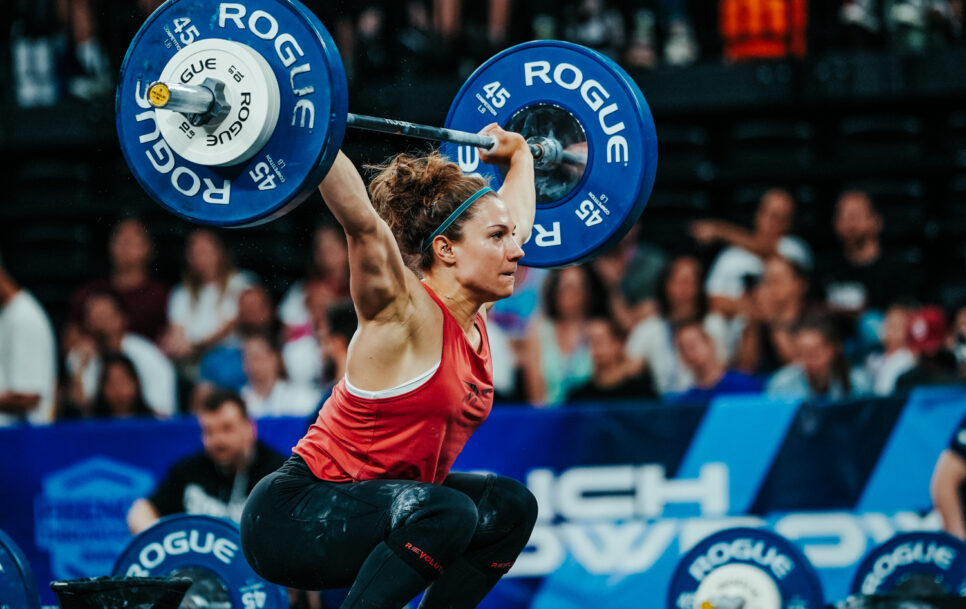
[241,455,538,609]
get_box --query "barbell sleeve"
[147,82,214,114]
[145,82,586,166]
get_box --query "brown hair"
[367,151,490,272]
[184,229,236,302]
[201,388,249,419]
[796,315,852,396]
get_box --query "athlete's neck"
[422,277,480,333]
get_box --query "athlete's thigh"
[440,472,535,545]
[247,470,438,588]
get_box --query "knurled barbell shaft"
[345,114,586,166]
[146,81,587,166]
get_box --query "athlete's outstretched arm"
[318,152,412,321]
[932,449,966,540]
[480,124,535,248]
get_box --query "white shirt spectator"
[242,380,322,418]
[168,272,253,345]
[0,291,56,425]
[279,281,310,329]
[70,333,179,416]
[626,314,729,396]
[282,332,324,389]
[483,321,516,398]
[705,237,813,300]
[865,348,917,396]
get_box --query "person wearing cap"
[894,306,961,393]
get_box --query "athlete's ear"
[433,236,457,265]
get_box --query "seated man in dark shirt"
[818,190,917,315]
[126,389,284,534]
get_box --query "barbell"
[116,0,659,267]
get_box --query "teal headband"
[421,186,494,252]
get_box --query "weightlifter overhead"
[240,123,539,609]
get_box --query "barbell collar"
[148,81,215,114]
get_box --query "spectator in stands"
[281,283,331,391]
[736,256,813,376]
[895,305,962,391]
[0,258,57,425]
[66,218,168,346]
[56,0,112,99]
[486,266,549,401]
[433,0,513,60]
[521,266,609,406]
[161,229,254,366]
[237,285,281,340]
[626,0,700,67]
[885,0,962,52]
[864,303,917,395]
[592,225,669,330]
[567,317,656,401]
[562,0,627,61]
[241,333,321,418]
[279,223,350,341]
[692,188,812,320]
[931,414,966,540]
[126,390,284,534]
[488,266,548,339]
[318,300,358,397]
[626,255,729,396]
[767,316,872,400]
[817,190,917,318]
[668,318,762,403]
[66,292,177,416]
[303,300,359,435]
[198,285,280,393]
[89,353,156,419]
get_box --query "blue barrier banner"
[1,390,965,608]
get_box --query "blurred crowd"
[7,0,965,107]
[2,182,965,427]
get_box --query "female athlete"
[241,124,538,609]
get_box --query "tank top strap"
[420,281,450,315]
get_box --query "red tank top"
[294,283,493,484]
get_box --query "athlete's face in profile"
[449,196,524,301]
[199,401,254,470]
